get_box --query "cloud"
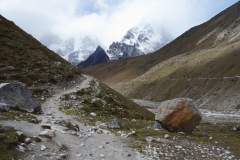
[0,0,238,47]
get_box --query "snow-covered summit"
[107,23,173,60]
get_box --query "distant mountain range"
[40,23,173,66]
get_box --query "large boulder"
[155,98,202,134]
[0,83,41,112]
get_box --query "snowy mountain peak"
[107,22,173,60]
[121,23,153,45]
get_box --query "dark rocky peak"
[77,46,110,69]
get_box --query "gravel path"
[0,74,141,160]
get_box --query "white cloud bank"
[0,0,238,47]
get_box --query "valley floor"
[0,76,239,160]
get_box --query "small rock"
[76,154,82,157]
[18,145,26,152]
[146,136,153,142]
[95,121,102,126]
[0,103,10,112]
[41,145,46,151]
[2,125,14,131]
[59,154,67,159]
[128,154,131,157]
[17,131,23,136]
[41,123,51,129]
[70,131,77,135]
[46,111,52,116]
[57,142,62,147]
[164,134,170,139]
[106,119,122,129]
[99,154,105,158]
[154,122,161,130]
[25,138,31,144]
[90,112,96,117]
[99,123,108,129]
[39,130,55,138]
[99,145,104,149]
[175,145,183,149]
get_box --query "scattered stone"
[0,103,10,112]
[90,112,97,117]
[0,83,41,112]
[106,119,122,129]
[41,123,51,129]
[175,145,183,149]
[46,111,52,116]
[146,136,153,142]
[99,123,108,129]
[155,98,202,133]
[17,131,23,136]
[154,122,161,130]
[76,154,82,157]
[18,145,26,152]
[40,145,46,151]
[57,142,62,147]
[39,130,55,138]
[70,131,77,135]
[95,121,102,126]
[99,154,105,158]
[128,154,131,157]
[59,154,67,159]
[99,145,104,148]
[2,125,14,131]
[231,125,240,131]
[164,134,170,139]
[25,138,31,144]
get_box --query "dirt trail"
[1,74,141,160]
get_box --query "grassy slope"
[116,41,240,110]
[83,1,240,87]
[0,15,81,86]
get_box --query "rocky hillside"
[83,2,240,111]
[83,1,240,86]
[0,15,81,87]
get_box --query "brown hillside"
[83,1,240,87]
[0,15,81,87]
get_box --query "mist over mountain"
[40,34,100,65]
[40,22,173,66]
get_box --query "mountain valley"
[0,1,240,160]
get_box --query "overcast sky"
[0,0,238,47]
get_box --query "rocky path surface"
[0,74,140,160]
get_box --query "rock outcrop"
[0,83,41,112]
[155,98,202,134]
